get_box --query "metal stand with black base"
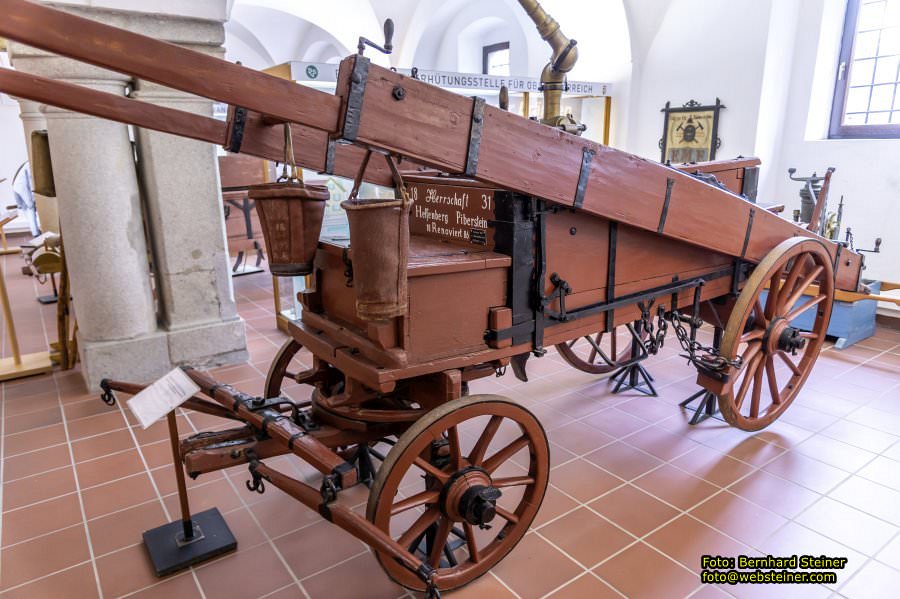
[143,411,237,576]
[679,326,724,425]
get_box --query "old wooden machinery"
[0,0,894,593]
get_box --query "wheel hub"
[439,467,501,526]
[763,318,805,355]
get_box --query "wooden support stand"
[0,257,52,381]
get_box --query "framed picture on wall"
[659,98,725,164]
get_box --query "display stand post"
[0,257,53,381]
[142,410,237,576]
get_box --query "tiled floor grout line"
[54,378,105,598]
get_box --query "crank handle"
[858,238,882,254]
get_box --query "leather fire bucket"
[247,123,329,277]
[247,182,329,276]
[340,151,412,321]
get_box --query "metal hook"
[99,379,117,406]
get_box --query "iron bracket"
[324,138,336,175]
[342,56,370,142]
[228,106,248,153]
[658,178,675,234]
[573,147,595,209]
[740,207,756,259]
[465,97,486,177]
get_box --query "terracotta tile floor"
[3,252,900,598]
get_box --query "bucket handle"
[277,123,301,183]
[348,150,411,207]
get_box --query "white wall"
[772,0,900,284]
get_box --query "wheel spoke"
[482,435,529,475]
[391,490,439,516]
[741,329,765,343]
[777,350,801,375]
[785,294,826,322]
[428,517,452,567]
[777,255,810,313]
[587,335,599,364]
[798,331,819,339]
[469,415,503,466]
[463,522,480,563]
[782,266,824,315]
[735,350,762,410]
[495,505,519,524]
[765,270,783,320]
[446,425,464,470]
[399,507,441,549]
[765,355,781,406]
[754,298,767,327]
[414,457,449,483]
[492,476,535,488]
[749,358,765,418]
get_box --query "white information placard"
[127,368,201,429]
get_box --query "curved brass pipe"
[517,0,581,131]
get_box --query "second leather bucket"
[340,151,412,321]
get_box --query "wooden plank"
[0,0,340,131]
[0,68,227,145]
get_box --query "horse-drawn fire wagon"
[0,0,887,594]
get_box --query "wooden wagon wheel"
[556,325,644,374]
[716,238,834,431]
[264,338,305,399]
[366,394,549,592]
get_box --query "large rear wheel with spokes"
[716,238,834,431]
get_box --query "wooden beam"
[0,0,340,132]
[0,68,227,145]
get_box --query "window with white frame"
[831,0,900,138]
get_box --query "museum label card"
[127,368,200,429]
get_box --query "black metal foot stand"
[143,508,237,577]
[610,362,657,396]
[679,325,723,425]
[352,444,378,487]
[679,389,719,425]
[144,411,236,577]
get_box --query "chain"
[668,309,743,372]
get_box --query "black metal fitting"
[245,453,266,494]
[99,379,117,406]
[320,475,339,504]
[392,85,406,100]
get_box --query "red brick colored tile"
[594,542,697,599]
[539,507,634,567]
[589,484,679,537]
[0,525,90,590]
[492,533,583,599]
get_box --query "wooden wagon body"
[0,0,882,593]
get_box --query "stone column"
[10,1,248,387]
[9,44,170,387]
[131,79,247,366]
